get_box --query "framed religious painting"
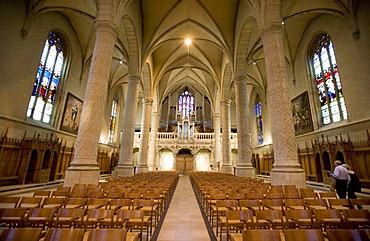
[291,91,314,135]
[60,93,83,135]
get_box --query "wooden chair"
[105,191,124,199]
[265,193,283,200]
[219,210,253,241]
[56,186,71,192]
[87,229,131,241]
[284,229,324,241]
[86,191,105,199]
[306,198,328,210]
[54,208,84,228]
[86,198,109,209]
[0,228,42,241]
[214,200,238,235]
[283,191,300,199]
[116,209,147,241]
[64,197,86,209]
[283,185,298,194]
[84,209,115,228]
[0,197,20,208]
[269,185,283,194]
[255,210,284,229]
[109,199,131,211]
[285,209,314,228]
[318,192,337,199]
[262,199,284,211]
[242,230,281,241]
[132,199,157,235]
[33,190,52,198]
[41,197,65,209]
[0,208,28,228]
[313,209,343,230]
[327,198,350,210]
[17,197,43,208]
[350,198,370,209]
[326,229,370,241]
[239,199,261,215]
[342,209,370,229]
[25,207,56,228]
[300,188,318,199]
[44,228,85,241]
[284,199,306,210]
[51,190,70,198]
[69,189,87,198]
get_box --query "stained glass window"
[178,88,194,120]
[254,95,263,145]
[312,34,347,125]
[108,93,119,143]
[27,32,65,124]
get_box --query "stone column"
[148,111,159,171]
[221,100,233,173]
[64,22,118,187]
[261,23,306,188]
[114,75,141,176]
[136,99,153,173]
[234,75,255,177]
[213,113,222,171]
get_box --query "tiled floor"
[157,175,210,241]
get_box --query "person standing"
[331,160,350,199]
[342,164,362,208]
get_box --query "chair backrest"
[350,198,370,209]
[33,190,52,198]
[299,188,318,199]
[109,199,131,209]
[284,229,324,241]
[0,197,20,208]
[285,209,313,220]
[87,198,109,208]
[28,207,56,219]
[117,209,144,222]
[42,197,65,207]
[318,192,337,199]
[0,228,42,241]
[87,229,127,241]
[328,198,350,209]
[313,209,341,223]
[226,210,253,223]
[44,228,85,241]
[243,230,281,241]
[284,199,306,209]
[306,199,328,209]
[326,229,370,241]
[342,209,370,219]
[18,197,43,208]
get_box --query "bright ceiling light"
[185,38,192,46]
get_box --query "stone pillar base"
[113,165,134,177]
[64,166,100,187]
[136,165,148,174]
[270,168,306,188]
[221,165,234,174]
[235,166,255,178]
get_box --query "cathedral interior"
[1,0,370,240]
[1,0,370,188]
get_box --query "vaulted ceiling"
[25,0,360,109]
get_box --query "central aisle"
[157,175,210,241]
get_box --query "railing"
[193,133,214,140]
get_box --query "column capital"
[142,98,153,106]
[260,22,284,37]
[221,99,231,106]
[95,20,120,38]
[128,74,142,84]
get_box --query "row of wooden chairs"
[0,228,141,241]
[228,229,370,241]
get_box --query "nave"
[1,172,370,241]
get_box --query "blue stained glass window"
[254,95,263,145]
[108,93,119,143]
[312,34,347,125]
[178,88,194,120]
[27,32,65,124]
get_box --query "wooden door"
[176,154,193,175]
